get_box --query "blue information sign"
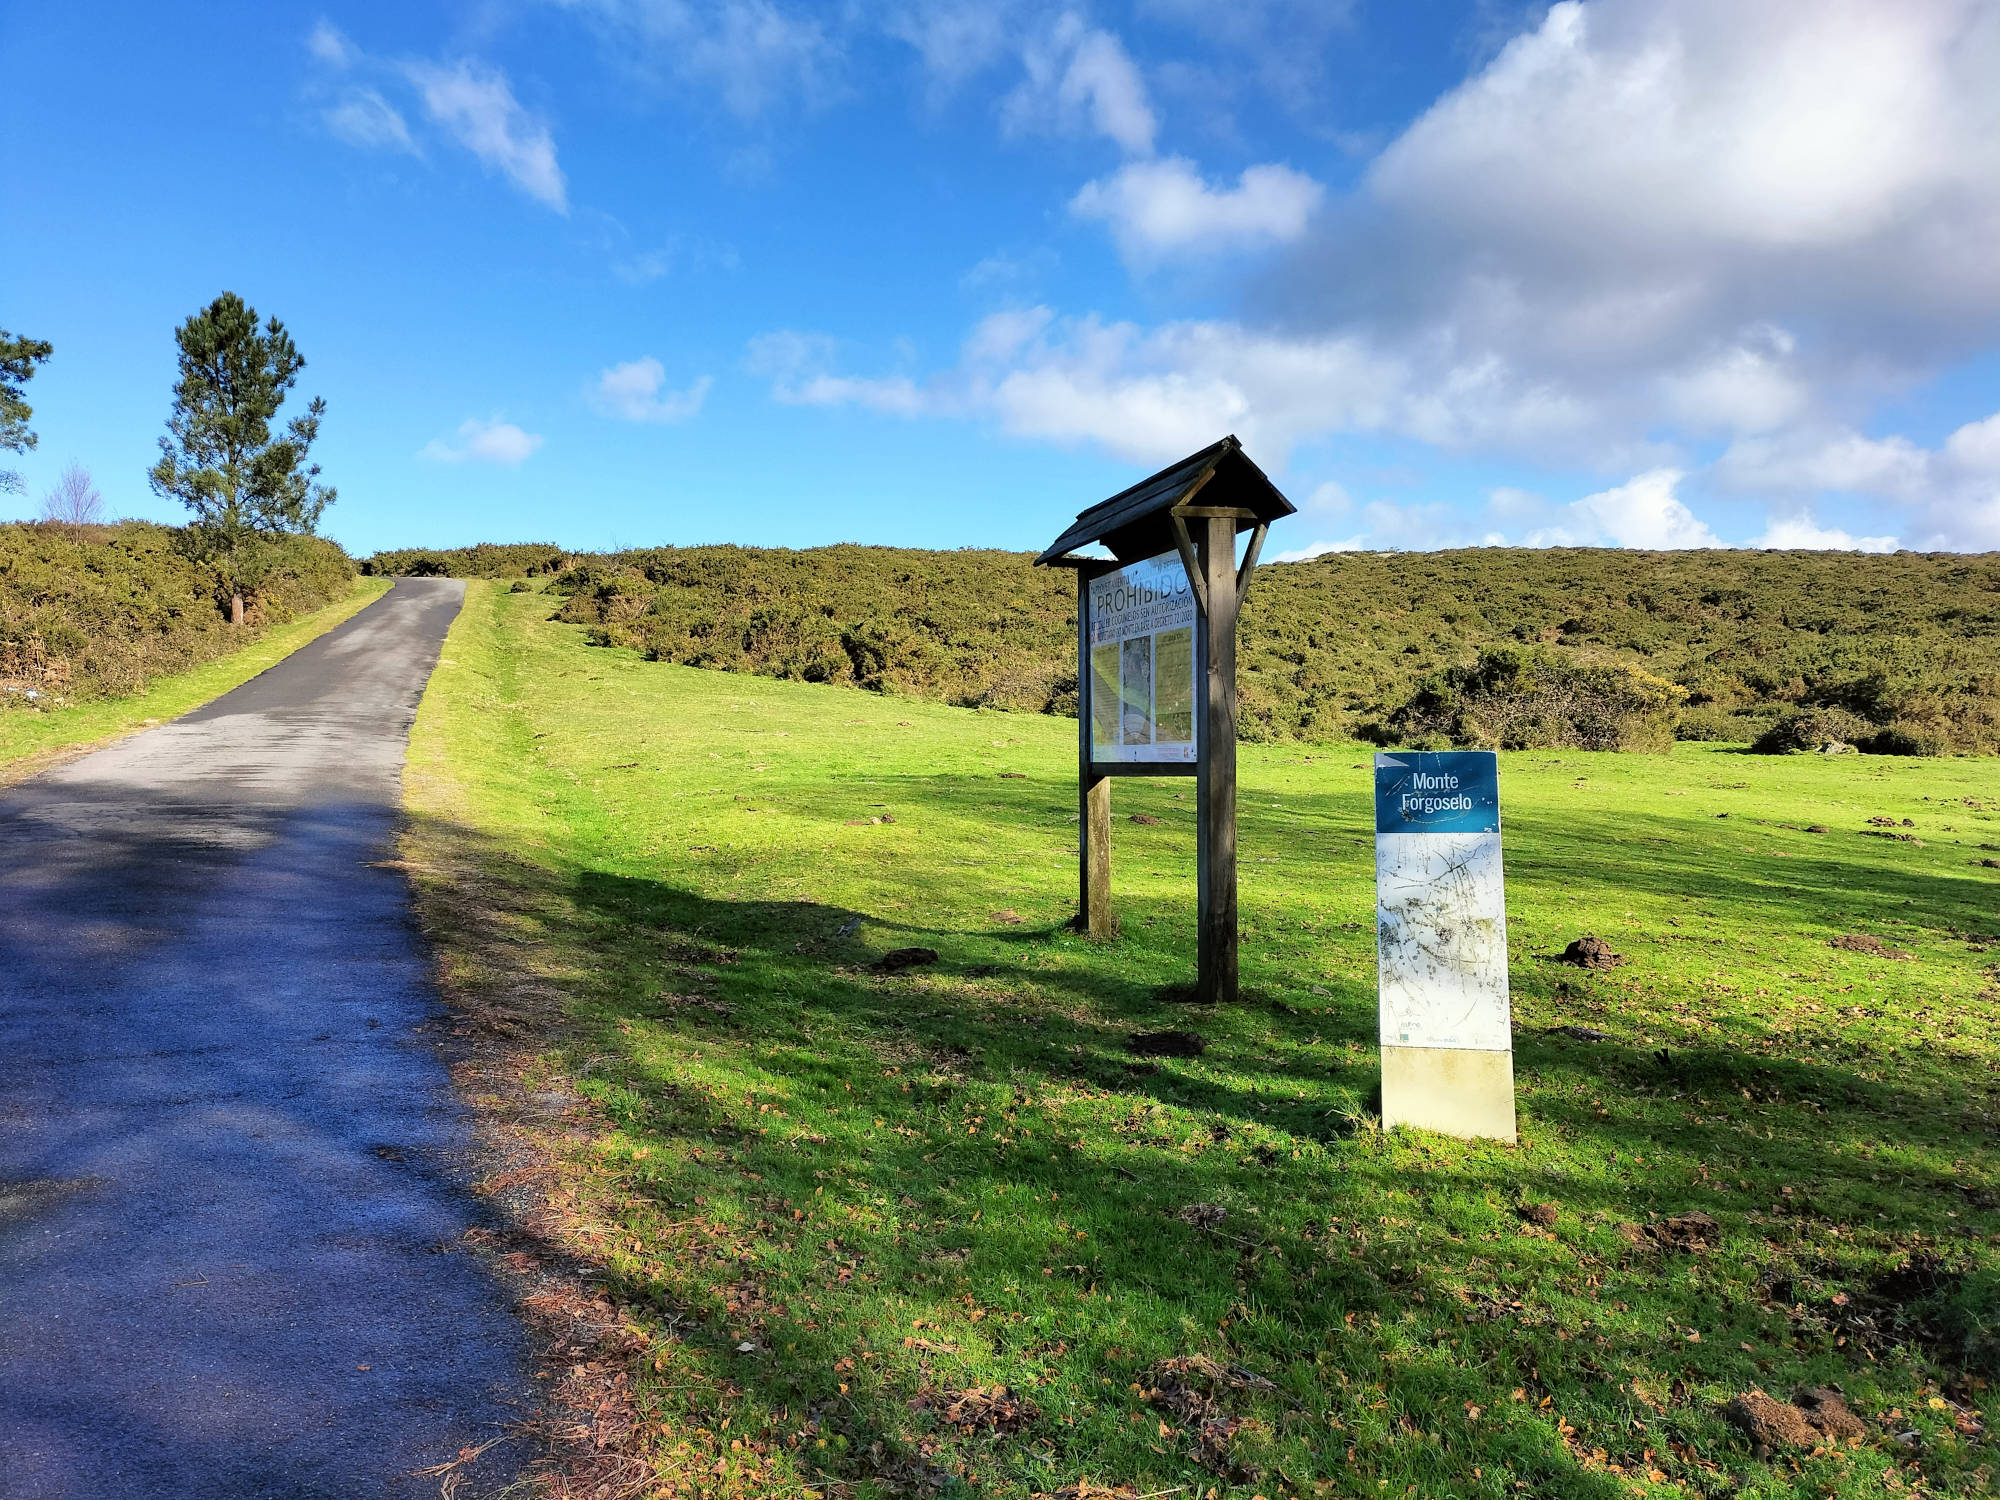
[1373,751,1500,836]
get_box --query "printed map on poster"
[1088,551,1197,764]
[1374,751,1513,1052]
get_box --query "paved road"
[0,580,531,1498]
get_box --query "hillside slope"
[506,543,2000,752]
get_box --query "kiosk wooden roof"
[1033,434,1296,568]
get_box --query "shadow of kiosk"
[1035,435,1295,1004]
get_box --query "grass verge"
[0,575,391,785]
[405,581,1997,1500]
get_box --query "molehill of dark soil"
[1722,1387,1868,1455]
[1555,935,1625,969]
[1617,1210,1720,1253]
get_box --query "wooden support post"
[1195,514,1239,1003]
[1082,773,1112,937]
[1076,569,1114,938]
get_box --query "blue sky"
[7,1,2000,557]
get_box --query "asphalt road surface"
[0,579,532,1498]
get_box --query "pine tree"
[149,293,335,624]
[0,329,55,496]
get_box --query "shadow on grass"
[408,798,2000,1500]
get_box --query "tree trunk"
[230,592,244,626]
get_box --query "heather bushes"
[1365,647,1687,752]
[362,543,568,578]
[412,539,2000,753]
[1750,707,1876,755]
[0,520,353,708]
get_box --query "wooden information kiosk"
[1035,436,1295,1004]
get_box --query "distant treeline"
[2,521,354,709]
[365,541,2000,754]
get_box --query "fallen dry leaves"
[908,1382,1040,1434]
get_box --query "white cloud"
[419,417,544,466]
[1656,327,1810,436]
[1004,13,1155,154]
[742,330,924,416]
[960,246,1059,293]
[1570,469,1720,549]
[601,231,740,285]
[1274,497,1506,555]
[744,329,831,378]
[1713,427,1930,499]
[1271,537,1365,563]
[1137,0,1359,116]
[1748,512,1899,551]
[1299,479,1352,516]
[748,307,1616,469]
[1071,156,1323,262]
[322,89,415,153]
[1278,474,1744,555]
[592,359,713,423]
[884,0,1016,89]
[1945,410,2000,471]
[308,30,567,212]
[1716,408,2000,549]
[614,248,675,285]
[307,19,357,69]
[404,60,567,212]
[551,0,840,120]
[1360,0,2000,291]
[1271,0,2000,431]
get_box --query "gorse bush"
[383,539,2000,753]
[1671,704,1775,743]
[1751,707,1876,755]
[0,520,353,708]
[1368,647,1687,752]
[362,543,569,579]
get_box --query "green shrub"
[1751,707,1875,755]
[1673,706,1741,742]
[1865,721,1952,757]
[1380,646,1686,752]
[1,520,353,708]
[362,542,567,578]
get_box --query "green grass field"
[407,581,1997,1500]
[0,575,390,783]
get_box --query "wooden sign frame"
[1037,436,1293,1005]
[1050,505,1271,1004]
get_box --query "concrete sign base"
[1381,1044,1517,1142]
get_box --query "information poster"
[1373,750,1512,1052]
[1088,551,1197,764]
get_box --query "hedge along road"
[0,579,531,1499]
